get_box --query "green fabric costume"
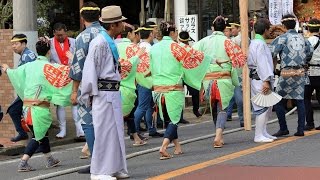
[7,56,72,140]
[117,38,140,116]
[150,36,211,124]
[193,31,246,110]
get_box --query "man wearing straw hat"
[80,5,129,180]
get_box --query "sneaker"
[112,171,130,179]
[78,166,90,174]
[272,130,289,137]
[227,117,232,121]
[149,132,164,138]
[18,160,35,172]
[46,156,61,168]
[11,134,28,142]
[315,126,320,130]
[240,122,244,127]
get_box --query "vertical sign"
[177,14,199,42]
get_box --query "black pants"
[186,84,200,112]
[24,126,50,157]
[304,83,320,126]
[7,97,27,137]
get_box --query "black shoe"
[0,144,3,148]
[272,130,289,137]
[294,131,304,136]
[74,136,86,142]
[10,134,28,142]
[139,127,147,132]
[78,166,90,174]
[149,132,164,138]
[193,110,202,118]
[179,119,190,124]
[304,125,315,131]
[315,126,320,130]
[240,122,244,127]
[227,117,232,121]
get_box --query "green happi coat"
[193,31,246,110]
[6,56,72,140]
[117,38,140,116]
[150,36,211,124]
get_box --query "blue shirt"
[19,47,37,66]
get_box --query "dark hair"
[133,24,139,35]
[36,38,50,56]
[159,21,176,36]
[282,14,296,30]
[254,18,271,35]
[179,31,190,41]
[140,24,153,39]
[213,16,226,32]
[308,18,320,33]
[80,1,100,23]
[53,22,67,32]
[121,23,135,38]
[11,34,27,44]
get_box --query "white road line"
[24,107,297,180]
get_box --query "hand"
[262,81,271,95]
[70,91,78,105]
[1,64,9,73]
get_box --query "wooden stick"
[239,0,252,131]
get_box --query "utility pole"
[80,0,84,31]
[174,0,188,30]
[239,0,251,131]
[13,0,38,66]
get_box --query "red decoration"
[44,64,72,88]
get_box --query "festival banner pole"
[239,0,252,130]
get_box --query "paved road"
[1,110,320,180]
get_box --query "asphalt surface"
[0,110,319,180]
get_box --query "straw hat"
[99,6,127,23]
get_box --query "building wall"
[0,29,16,139]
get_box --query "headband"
[178,37,190,42]
[80,7,100,13]
[149,24,158,27]
[281,17,296,23]
[230,23,240,27]
[213,16,226,25]
[11,37,27,42]
[307,24,320,27]
[137,27,154,31]
[123,22,134,30]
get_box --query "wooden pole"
[140,0,145,26]
[239,0,252,131]
[79,0,84,31]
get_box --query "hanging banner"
[269,0,282,25]
[282,0,294,15]
[177,15,199,42]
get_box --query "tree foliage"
[0,0,56,35]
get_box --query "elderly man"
[81,6,130,180]
[50,22,84,139]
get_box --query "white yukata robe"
[248,37,275,112]
[80,34,127,175]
